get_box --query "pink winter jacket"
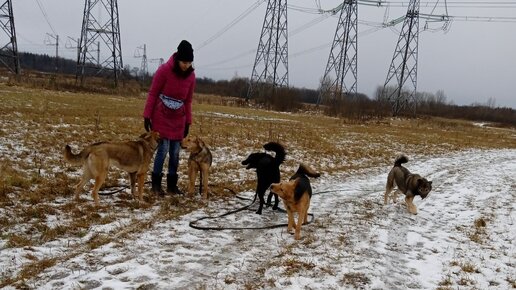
[143,53,195,140]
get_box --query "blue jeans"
[153,139,181,175]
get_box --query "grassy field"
[0,82,515,287]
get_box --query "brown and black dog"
[64,131,160,205]
[180,135,212,198]
[270,163,320,240]
[384,154,432,214]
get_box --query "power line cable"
[290,14,330,36]
[290,24,383,59]
[287,4,322,14]
[199,49,256,68]
[35,0,57,35]
[198,0,514,56]
[448,15,516,22]
[386,1,515,5]
[200,11,376,69]
[290,1,516,12]
[202,21,387,73]
[197,0,266,50]
[16,32,43,47]
[200,62,252,71]
[384,1,516,8]
[194,0,516,76]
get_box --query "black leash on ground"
[98,177,205,196]
[188,187,317,231]
[98,184,131,195]
[100,185,347,197]
[97,183,343,230]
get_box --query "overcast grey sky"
[11,0,516,108]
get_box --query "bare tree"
[435,89,447,104]
[486,97,496,108]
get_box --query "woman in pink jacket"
[143,40,196,196]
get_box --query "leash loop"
[188,188,315,231]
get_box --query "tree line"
[2,51,514,127]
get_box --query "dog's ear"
[429,181,432,185]
[290,178,299,189]
[198,138,205,147]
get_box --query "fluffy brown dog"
[64,131,159,205]
[180,135,212,198]
[384,154,433,214]
[270,163,320,240]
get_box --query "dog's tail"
[63,145,88,165]
[296,163,321,178]
[263,142,286,165]
[394,154,409,167]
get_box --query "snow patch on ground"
[2,149,514,289]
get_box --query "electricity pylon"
[76,0,123,87]
[382,0,420,116]
[318,0,358,105]
[0,0,20,74]
[134,44,148,82]
[247,0,288,100]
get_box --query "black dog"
[242,142,286,214]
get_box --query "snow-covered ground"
[2,149,514,289]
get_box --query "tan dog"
[270,164,320,240]
[180,135,212,198]
[384,154,432,214]
[64,131,160,205]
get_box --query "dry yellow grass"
[0,82,515,286]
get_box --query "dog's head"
[140,131,160,150]
[181,136,204,152]
[270,179,298,201]
[241,152,269,169]
[417,178,432,199]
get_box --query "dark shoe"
[167,174,184,195]
[151,172,165,197]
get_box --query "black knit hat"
[176,40,194,62]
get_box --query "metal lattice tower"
[76,0,123,86]
[382,0,420,116]
[247,0,288,100]
[318,0,358,105]
[134,44,148,82]
[0,0,20,74]
[139,45,147,80]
